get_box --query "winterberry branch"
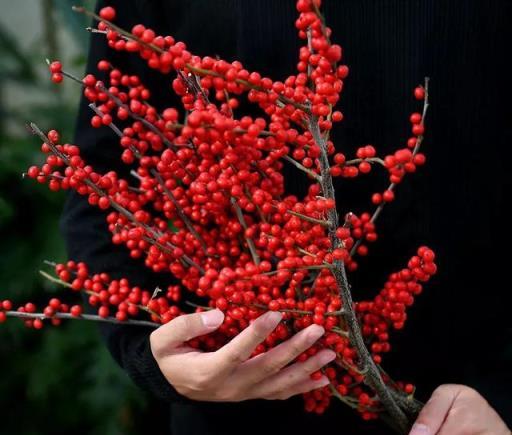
[9,4,438,429]
[47,60,181,153]
[28,122,204,274]
[3,310,159,328]
[350,77,430,258]
[94,82,177,151]
[73,6,310,113]
[88,103,125,138]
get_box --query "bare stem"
[309,115,409,432]
[282,155,322,182]
[230,198,260,265]
[344,157,386,167]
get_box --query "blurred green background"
[0,1,164,433]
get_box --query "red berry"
[49,61,62,74]
[51,73,63,84]
[412,124,425,136]
[382,190,395,202]
[97,60,110,71]
[70,305,82,317]
[410,112,422,124]
[414,86,425,100]
[99,6,116,21]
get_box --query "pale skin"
[150,310,510,432]
[410,384,511,435]
[150,309,337,401]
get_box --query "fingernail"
[200,309,225,328]
[409,424,431,435]
[306,325,325,342]
[261,311,283,327]
[319,350,337,365]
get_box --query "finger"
[240,324,325,383]
[211,311,283,373]
[436,388,509,435]
[410,385,460,435]
[281,375,331,399]
[250,349,336,398]
[150,309,225,357]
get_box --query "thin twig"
[230,197,260,265]
[287,210,332,227]
[4,310,159,328]
[282,155,322,182]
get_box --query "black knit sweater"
[60,1,512,434]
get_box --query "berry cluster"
[3,0,436,429]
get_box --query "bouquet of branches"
[0,1,436,432]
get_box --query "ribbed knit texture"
[60,1,512,433]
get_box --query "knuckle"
[288,341,306,358]
[250,321,272,342]
[300,361,314,376]
[262,360,281,376]
[173,314,192,330]
[303,354,324,372]
[226,349,246,366]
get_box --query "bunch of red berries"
[3,0,436,428]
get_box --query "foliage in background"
[0,1,164,434]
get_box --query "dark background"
[1,0,511,434]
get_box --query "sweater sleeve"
[59,0,186,403]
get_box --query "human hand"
[150,309,336,401]
[410,384,511,435]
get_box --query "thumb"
[150,309,225,356]
[409,385,459,435]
